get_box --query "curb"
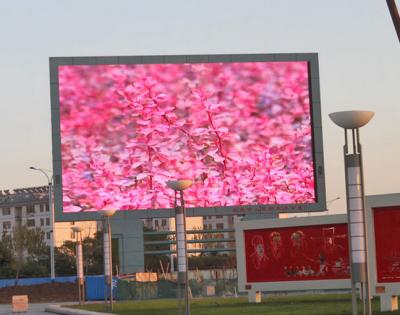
[45,304,114,315]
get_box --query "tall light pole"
[386,0,400,42]
[71,226,85,305]
[100,209,116,311]
[167,180,192,315]
[29,166,55,280]
[329,110,374,315]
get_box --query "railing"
[143,228,236,255]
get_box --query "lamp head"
[71,226,83,233]
[29,166,36,170]
[99,209,117,217]
[166,180,193,191]
[329,110,374,129]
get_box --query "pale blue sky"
[0,0,399,213]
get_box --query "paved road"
[0,303,50,314]
[0,302,80,314]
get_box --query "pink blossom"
[58,61,315,212]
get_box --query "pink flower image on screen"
[58,61,315,212]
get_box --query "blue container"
[85,275,117,301]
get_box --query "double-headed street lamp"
[29,166,55,280]
[329,110,374,315]
[166,180,192,315]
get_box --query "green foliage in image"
[71,295,400,315]
[55,231,104,276]
[0,227,49,279]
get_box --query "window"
[2,207,11,216]
[216,223,224,230]
[40,204,44,212]
[203,224,208,230]
[26,219,35,227]
[161,219,167,226]
[40,218,44,226]
[26,205,35,214]
[46,218,50,226]
[3,221,11,230]
[46,232,51,240]
[216,215,223,219]
[203,216,207,220]
[45,204,50,212]
[154,220,159,227]
[15,207,22,217]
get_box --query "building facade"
[202,215,236,250]
[0,186,96,246]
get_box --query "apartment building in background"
[143,214,238,253]
[0,186,96,247]
[202,215,237,251]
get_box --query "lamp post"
[100,209,116,311]
[71,226,85,305]
[29,166,55,280]
[329,110,374,315]
[166,180,192,315]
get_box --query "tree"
[0,231,15,278]
[9,226,49,279]
[24,227,48,260]
[55,240,76,276]
[82,231,104,275]
[54,231,104,276]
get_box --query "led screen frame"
[50,53,326,222]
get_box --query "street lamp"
[29,166,55,280]
[99,209,116,311]
[329,110,374,315]
[166,180,192,315]
[71,226,85,305]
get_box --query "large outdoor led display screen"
[244,223,350,283]
[57,57,318,213]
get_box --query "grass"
[70,294,400,315]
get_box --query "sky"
[0,0,399,214]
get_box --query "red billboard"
[373,206,400,283]
[244,223,350,282]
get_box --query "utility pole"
[387,0,400,42]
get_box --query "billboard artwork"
[373,206,400,283]
[244,223,350,282]
[57,58,317,213]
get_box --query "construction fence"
[116,270,238,300]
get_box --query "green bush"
[20,260,48,277]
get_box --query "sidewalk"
[0,303,50,315]
[0,302,113,315]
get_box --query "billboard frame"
[50,53,326,222]
[235,214,350,292]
